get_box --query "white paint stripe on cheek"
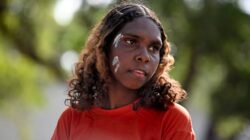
[113,34,123,48]
[112,56,119,66]
[114,63,120,73]
[112,56,120,73]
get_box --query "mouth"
[130,69,148,79]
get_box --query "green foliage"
[216,116,246,139]
[0,42,47,140]
[151,0,250,139]
[0,45,45,109]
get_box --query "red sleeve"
[162,103,195,140]
[51,108,72,140]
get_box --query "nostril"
[136,55,150,63]
[136,57,143,62]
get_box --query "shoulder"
[52,107,86,140]
[166,103,192,120]
[161,103,196,139]
[60,107,74,117]
[58,107,84,122]
[162,103,193,130]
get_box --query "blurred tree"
[150,0,250,139]
[0,0,107,139]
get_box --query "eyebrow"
[122,33,162,46]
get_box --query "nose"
[135,48,150,63]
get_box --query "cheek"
[152,55,160,65]
[150,56,160,71]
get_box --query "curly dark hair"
[65,3,187,111]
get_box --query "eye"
[125,39,136,46]
[148,45,161,53]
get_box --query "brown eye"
[149,45,161,52]
[125,39,136,46]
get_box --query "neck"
[104,81,139,109]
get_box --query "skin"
[106,17,162,109]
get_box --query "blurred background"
[0,0,250,140]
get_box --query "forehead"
[119,17,162,42]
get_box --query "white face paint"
[114,63,120,73]
[113,33,123,48]
[112,56,120,73]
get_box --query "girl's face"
[108,17,162,90]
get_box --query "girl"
[52,3,195,140]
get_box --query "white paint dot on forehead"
[112,56,119,66]
[113,33,123,48]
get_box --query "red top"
[51,102,195,140]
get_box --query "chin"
[125,83,145,90]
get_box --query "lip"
[130,69,147,79]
